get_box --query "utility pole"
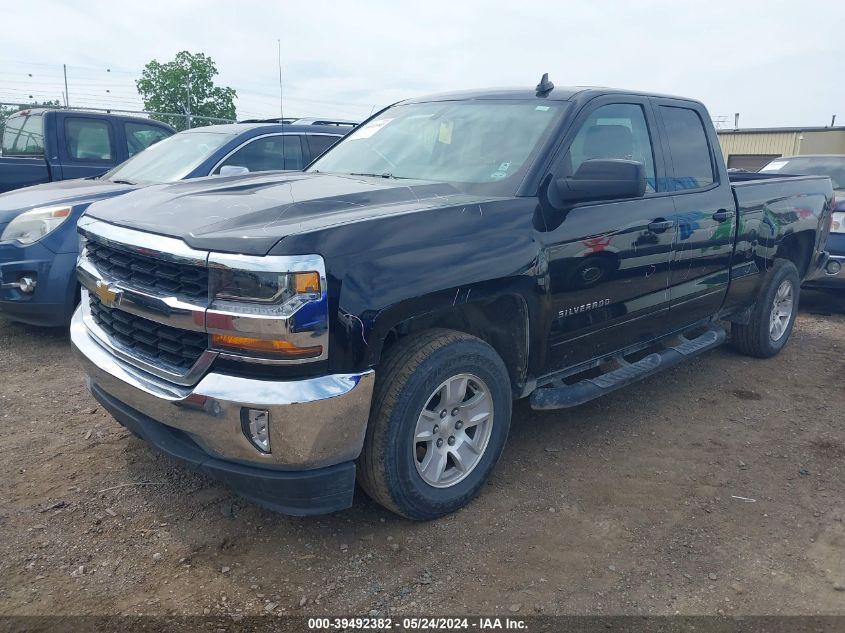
[277,39,284,121]
[185,73,192,129]
[63,64,69,107]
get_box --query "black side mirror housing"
[549,159,647,207]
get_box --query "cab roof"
[402,86,696,104]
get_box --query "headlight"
[831,211,845,234]
[211,269,321,317]
[1,206,72,244]
[207,254,328,361]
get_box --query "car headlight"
[207,255,327,361]
[211,269,322,316]
[1,206,72,244]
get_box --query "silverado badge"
[559,298,610,319]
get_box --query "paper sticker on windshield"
[490,171,507,180]
[535,105,550,111]
[761,160,787,171]
[498,162,511,171]
[352,118,393,140]
[438,121,454,145]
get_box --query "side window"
[562,103,656,193]
[216,135,304,174]
[125,123,170,157]
[306,134,341,160]
[1,113,45,156]
[65,118,113,161]
[659,106,714,191]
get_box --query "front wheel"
[732,259,800,358]
[357,329,512,520]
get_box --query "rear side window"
[563,103,657,193]
[65,118,113,161]
[125,122,171,157]
[1,112,44,156]
[306,134,341,160]
[216,135,304,174]
[660,106,714,191]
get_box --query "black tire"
[732,259,800,358]
[358,329,512,520]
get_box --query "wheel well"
[776,231,814,277]
[380,295,529,392]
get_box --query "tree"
[136,51,236,131]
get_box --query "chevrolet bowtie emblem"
[94,280,123,306]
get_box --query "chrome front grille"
[88,294,208,371]
[86,240,209,299]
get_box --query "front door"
[58,114,119,180]
[541,98,676,372]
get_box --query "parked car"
[0,109,175,193]
[759,154,845,289]
[70,80,833,519]
[0,121,350,326]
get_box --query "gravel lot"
[1,289,843,617]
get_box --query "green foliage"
[136,51,237,131]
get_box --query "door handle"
[648,219,675,232]
[712,209,735,222]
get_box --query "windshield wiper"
[348,172,395,179]
[110,179,137,185]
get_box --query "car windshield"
[103,130,235,184]
[760,156,845,189]
[308,100,568,194]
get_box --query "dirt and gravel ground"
[0,290,843,617]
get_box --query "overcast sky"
[2,0,842,128]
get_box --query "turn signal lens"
[293,271,320,293]
[211,334,323,359]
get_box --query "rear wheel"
[732,259,800,358]
[358,329,512,520]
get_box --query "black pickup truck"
[70,78,834,519]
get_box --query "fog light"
[241,408,271,453]
[826,260,842,275]
[18,276,37,293]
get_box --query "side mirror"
[218,165,250,177]
[550,159,646,206]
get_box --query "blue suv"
[0,121,352,326]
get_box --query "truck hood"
[85,172,493,255]
[0,178,136,226]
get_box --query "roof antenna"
[536,72,554,97]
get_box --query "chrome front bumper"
[70,305,375,470]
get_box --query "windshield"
[103,130,235,184]
[309,100,568,194]
[761,155,845,189]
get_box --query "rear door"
[653,99,736,329]
[57,113,120,179]
[541,96,676,372]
